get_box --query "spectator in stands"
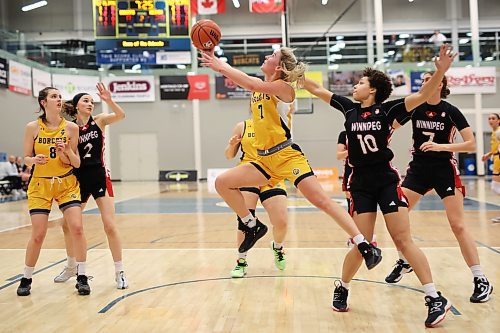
[0,155,23,199]
[429,30,447,47]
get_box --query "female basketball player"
[200,47,382,274]
[17,87,90,296]
[304,45,455,327]
[385,72,493,303]
[225,116,289,277]
[57,83,128,289]
[482,113,500,195]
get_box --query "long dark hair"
[424,71,450,98]
[37,87,59,120]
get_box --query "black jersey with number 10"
[330,94,408,168]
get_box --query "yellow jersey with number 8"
[32,118,72,178]
[250,88,293,150]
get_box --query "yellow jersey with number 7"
[32,118,73,177]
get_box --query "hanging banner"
[250,0,284,13]
[328,70,363,96]
[0,57,7,89]
[102,76,155,102]
[159,75,210,100]
[8,60,32,95]
[446,67,496,94]
[215,74,264,99]
[32,68,52,97]
[410,71,426,93]
[52,74,101,101]
[387,69,410,96]
[296,71,322,99]
[190,0,225,15]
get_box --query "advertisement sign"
[296,71,322,99]
[0,57,7,88]
[159,170,197,181]
[410,71,426,93]
[159,75,209,100]
[446,67,496,94]
[328,70,363,96]
[52,74,101,101]
[102,76,155,102]
[32,68,52,97]
[215,74,264,99]
[387,69,410,96]
[8,60,32,95]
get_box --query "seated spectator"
[16,156,31,183]
[0,155,24,199]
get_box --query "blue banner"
[410,71,425,92]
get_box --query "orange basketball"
[190,19,221,51]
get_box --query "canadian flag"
[191,0,226,15]
[250,0,284,13]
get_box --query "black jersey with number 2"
[397,101,470,160]
[330,94,408,168]
[77,116,105,168]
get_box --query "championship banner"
[296,71,322,99]
[250,0,284,13]
[102,75,155,102]
[387,69,410,96]
[32,68,52,97]
[328,70,363,96]
[446,67,496,94]
[159,75,209,100]
[215,74,264,99]
[8,60,32,95]
[0,57,7,89]
[52,74,101,101]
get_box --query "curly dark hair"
[363,67,393,104]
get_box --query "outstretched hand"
[199,49,225,72]
[96,82,112,103]
[434,44,457,73]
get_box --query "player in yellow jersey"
[482,113,500,196]
[225,116,289,278]
[200,47,382,271]
[17,87,91,297]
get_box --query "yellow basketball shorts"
[252,144,314,187]
[493,155,500,176]
[27,174,81,215]
[240,180,287,202]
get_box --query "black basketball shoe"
[17,277,32,296]
[424,292,451,328]
[238,219,268,253]
[331,280,349,312]
[470,277,493,303]
[75,275,91,296]
[385,259,413,283]
[357,242,382,270]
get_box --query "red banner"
[191,0,225,15]
[250,0,284,13]
[187,74,210,100]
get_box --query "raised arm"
[404,44,457,111]
[94,82,125,127]
[224,122,244,160]
[303,78,334,105]
[199,51,294,102]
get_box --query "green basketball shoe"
[230,259,248,278]
[271,241,286,271]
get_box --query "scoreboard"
[93,0,192,65]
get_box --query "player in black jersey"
[385,72,493,303]
[59,83,128,289]
[305,44,455,328]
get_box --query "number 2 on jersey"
[83,143,93,159]
[356,134,379,154]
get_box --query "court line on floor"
[475,241,500,254]
[0,242,104,292]
[97,274,461,316]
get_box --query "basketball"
[190,19,221,51]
